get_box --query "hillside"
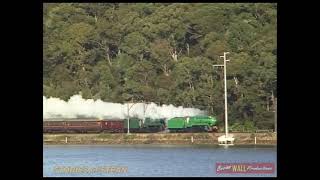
[43,3,277,129]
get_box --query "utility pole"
[213,52,230,138]
[126,100,140,134]
[274,97,277,133]
[127,103,130,134]
[271,91,277,133]
[142,101,149,125]
[142,100,145,124]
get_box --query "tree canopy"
[43,3,277,130]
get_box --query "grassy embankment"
[43,133,276,145]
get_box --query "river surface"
[43,144,277,177]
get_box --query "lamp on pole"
[212,52,230,138]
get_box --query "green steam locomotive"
[124,116,218,133]
[167,116,218,132]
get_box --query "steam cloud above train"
[43,95,206,120]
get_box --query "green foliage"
[43,3,277,130]
[230,120,257,132]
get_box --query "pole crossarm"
[212,64,224,67]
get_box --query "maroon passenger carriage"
[43,118,124,133]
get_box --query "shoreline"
[43,133,277,145]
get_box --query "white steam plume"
[43,95,206,120]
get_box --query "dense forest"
[43,3,277,131]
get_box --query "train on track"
[43,116,218,133]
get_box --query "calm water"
[43,144,277,177]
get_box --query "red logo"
[216,163,275,174]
